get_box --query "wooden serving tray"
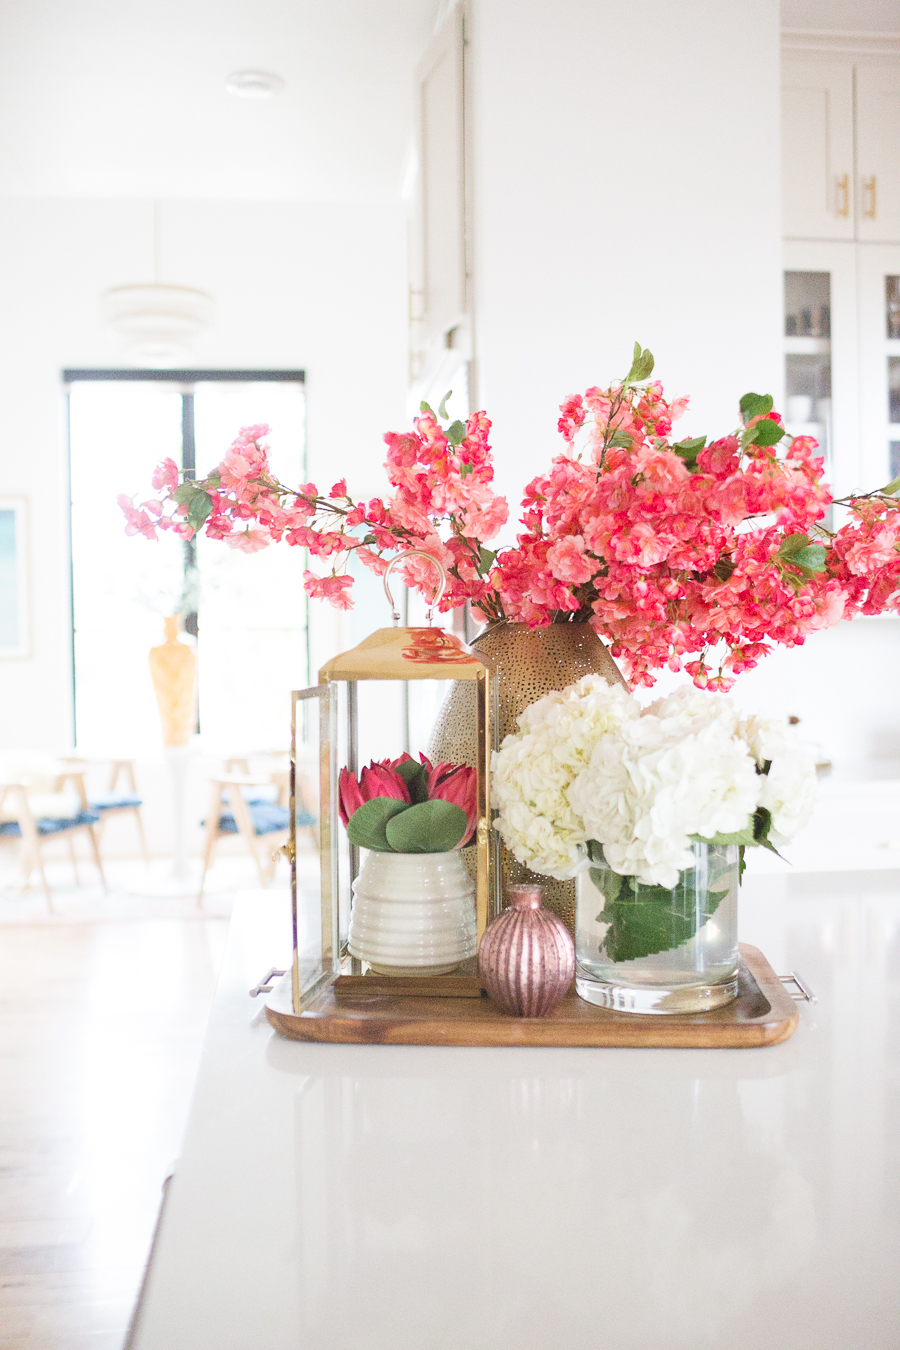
[265,943,799,1048]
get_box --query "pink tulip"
[428,764,477,846]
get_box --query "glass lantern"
[288,553,495,1012]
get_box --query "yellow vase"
[428,621,627,931]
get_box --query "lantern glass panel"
[290,682,338,1010]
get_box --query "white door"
[856,64,900,244]
[782,59,855,241]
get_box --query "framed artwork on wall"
[0,497,29,658]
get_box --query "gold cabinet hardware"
[863,175,877,220]
[836,173,850,218]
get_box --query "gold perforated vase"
[428,621,627,932]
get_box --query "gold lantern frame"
[288,554,495,1012]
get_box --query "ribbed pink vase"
[478,884,575,1017]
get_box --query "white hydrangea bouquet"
[491,677,816,962]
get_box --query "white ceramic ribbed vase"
[348,850,476,976]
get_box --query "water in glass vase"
[575,842,740,1014]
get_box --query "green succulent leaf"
[346,797,408,851]
[384,799,467,853]
[739,392,774,424]
[394,758,429,804]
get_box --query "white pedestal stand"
[166,743,191,881]
[127,743,202,899]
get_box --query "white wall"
[466,0,899,772]
[469,0,784,511]
[0,198,410,753]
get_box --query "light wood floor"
[0,919,228,1349]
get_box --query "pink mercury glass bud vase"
[478,884,575,1017]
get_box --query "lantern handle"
[382,550,447,627]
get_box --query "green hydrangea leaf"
[346,797,408,851]
[447,419,467,446]
[598,872,726,963]
[693,825,756,847]
[384,799,467,853]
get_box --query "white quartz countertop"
[130,870,900,1350]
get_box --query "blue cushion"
[0,809,101,838]
[216,803,291,836]
[90,792,142,810]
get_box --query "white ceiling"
[0,0,436,201]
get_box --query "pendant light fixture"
[102,203,214,367]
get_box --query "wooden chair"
[198,774,290,902]
[59,757,148,861]
[0,773,106,910]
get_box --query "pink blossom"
[117,494,158,541]
[224,525,272,554]
[330,479,347,496]
[151,458,179,492]
[557,394,586,443]
[546,534,596,584]
[303,571,354,610]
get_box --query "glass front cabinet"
[782,42,900,501]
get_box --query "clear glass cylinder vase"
[575,842,740,1014]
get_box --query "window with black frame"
[65,369,306,753]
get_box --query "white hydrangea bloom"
[570,707,761,889]
[737,713,817,845]
[490,675,638,879]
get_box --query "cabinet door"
[410,7,467,360]
[782,59,855,241]
[857,245,900,490]
[783,241,860,497]
[856,65,900,244]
